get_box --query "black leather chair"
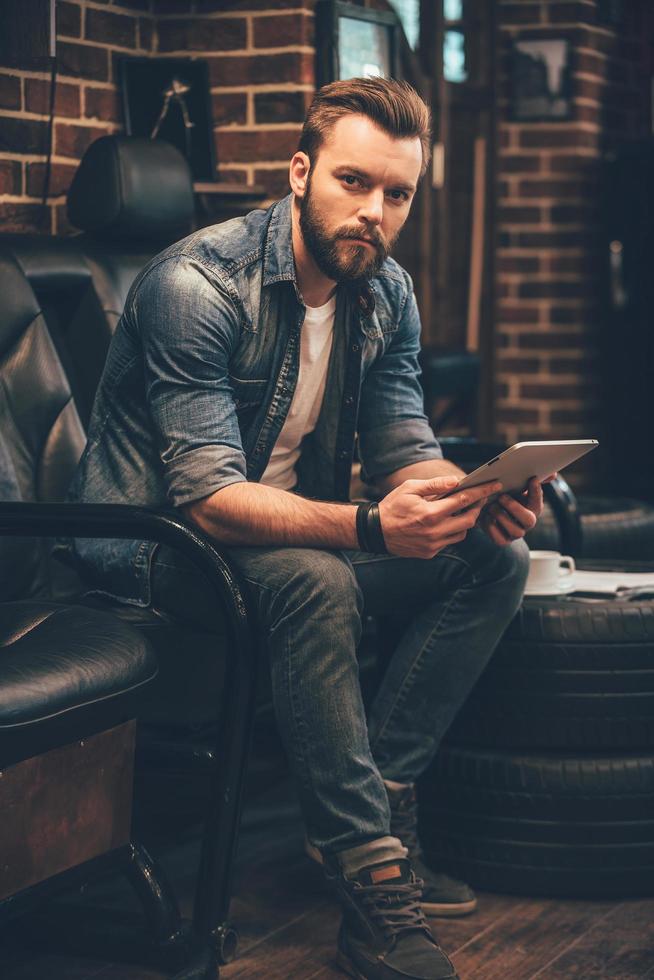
[0,250,258,978]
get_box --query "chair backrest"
[0,250,86,598]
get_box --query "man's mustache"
[336,227,388,252]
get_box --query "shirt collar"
[262,193,297,288]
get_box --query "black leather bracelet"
[356,502,372,552]
[366,501,388,554]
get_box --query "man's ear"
[289,151,310,198]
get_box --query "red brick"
[519,128,599,150]
[499,154,542,174]
[158,17,246,52]
[576,51,606,76]
[519,280,587,299]
[519,178,591,198]
[208,52,314,87]
[218,128,301,163]
[576,77,606,103]
[55,122,110,159]
[86,8,137,48]
[498,205,542,224]
[254,167,291,197]
[550,204,597,224]
[549,154,599,173]
[497,256,541,274]
[496,407,541,424]
[500,3,543,24]
[253,13,314,48]
[255,90,310,124]
[0,73,21,110]
[57,1,82,37]
[26,161,78,198]
[57,41,110,81]
[521,382,597,399]
[0,117,47,154]
[113,0,150,9]
[0,203,45,232]
[85,87,122,123]
[550,407,595,425]
[550,306,595,324]
[197,0,308,8]
[518,330,589,349]
[517,230,595,248]
[547,3,595,24]
[212,92,248,127]
[24,78,81,118]
[496,357,541,373]
[138,17,155,51]
[551,355,596,372]
[0,159,21,195]
[496,305,540,324]
[216,168,248,184]
[550,254,597,275]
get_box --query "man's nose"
[357,189,384,226]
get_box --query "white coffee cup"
[526,550,575,593]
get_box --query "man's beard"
[299,176,396,283]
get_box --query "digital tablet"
[442,440,599,501]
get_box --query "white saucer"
[524,578,576,597]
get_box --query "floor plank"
[3,769,654,980]
[448,896,616,980]
[530,899,654,979]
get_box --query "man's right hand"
[378,476,503,559]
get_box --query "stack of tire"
[417,494,654,899]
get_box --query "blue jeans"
[150,530,529,858]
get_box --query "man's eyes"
[339,175,408,202]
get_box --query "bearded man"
[69,78,542,980]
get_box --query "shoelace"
[353,875,432,942]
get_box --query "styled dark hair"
[299,76,432,177]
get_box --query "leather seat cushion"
[0,601,157,729]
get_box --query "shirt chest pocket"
[229,376,268,413]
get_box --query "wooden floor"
[3,769,654,979]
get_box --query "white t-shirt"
[261,295,336,490]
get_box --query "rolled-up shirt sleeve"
[134,255,248,507]
[358,277,442,482]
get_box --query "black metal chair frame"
[0,501,258,980]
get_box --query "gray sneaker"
[387,783,477,918]
[326,856,460,980]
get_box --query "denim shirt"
[69,194,442,605]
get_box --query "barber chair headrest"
[67,136,194,241]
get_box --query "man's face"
[298,114,422,283]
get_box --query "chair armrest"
[440,437,584,557]
[0,501,253,653]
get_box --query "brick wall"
[0,1,153,235]
[154,0,315,198]
[494,0,650,456]
[0,0,315,236]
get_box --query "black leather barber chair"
[0,250,258,978]
[1,136,194,429]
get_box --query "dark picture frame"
[316,0,402,88]
[118,56,216,181]
[511,37,572,122]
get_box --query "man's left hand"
[479,476,544,547]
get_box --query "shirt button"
[339,449,349,459]
[345,396,354,406]
[351,343,360,352]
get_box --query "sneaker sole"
[306,839,477,918]
[421,896,478,918]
